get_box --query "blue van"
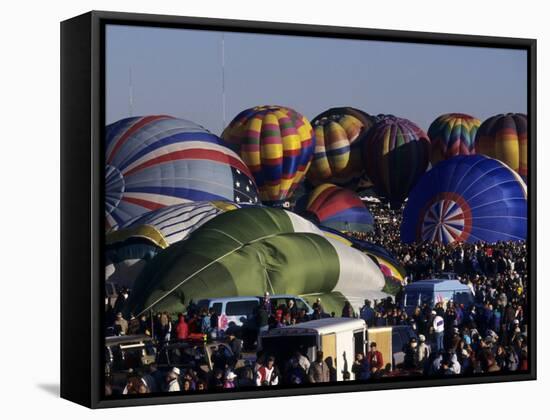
[401,279,474,315]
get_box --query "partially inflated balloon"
[222,106,315,205]
[126,207,385,315]
[306,183,374,233]
[401,155,527,244]
[428,113,480,165]
[105,201,244,288]
[105,116,259,229]
[308,107,376,185]
[363,116,430,207]
[475,113,528,179]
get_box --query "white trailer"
[259,318,367,381]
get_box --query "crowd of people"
[104,200,530,396]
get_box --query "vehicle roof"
[198,296,260,303]
[198,295,307,302]
[263,317,366,336]
[404,279,470,291]
[105,334,152,346]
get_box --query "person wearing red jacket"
[366,342,384,373]
[175,314,189,340]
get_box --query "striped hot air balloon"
[105,201,244,288]
[221,106,315,205]
[363,116,431,207]
[305,183,374,233]
[308,107,376,186]
[428,113,481,165]
[105,116,259,229]
[475,113,528,179]
[401,155,527,245]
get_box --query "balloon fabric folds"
[306,183,374,233]
[401,155,527,245]
[428,113,481,165]
[105,201,243,288]
[126,207,385,316]
[221,106,315,205]
[362,116,431,207]
[105,115,259,229]
[308,107,376,186]
[475,113,528,179]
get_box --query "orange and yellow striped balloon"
[475,113,527,179]
[308,107,375,186]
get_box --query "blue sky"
[106,25,527,134]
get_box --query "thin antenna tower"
[128,66,134,117]
[221,33,226,129]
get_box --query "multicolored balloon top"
[308,107,376,186]
[363,116,431,207]
[105,115,259,230]
[306,183,374,233]
[428,113,480,165]
[221,105,315,205]
[475,113,528,179]
[401,155,527,245]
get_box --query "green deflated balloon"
[127,207,385,315]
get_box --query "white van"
[196,295,314,330]
[259,317,367,381]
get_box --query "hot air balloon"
[401,155,527,244]
[126,207,386,316]
[428,113,480,165]
[308,107,376,186]
[305,183,374,233]
[221,106,315,205]
[105,115,259,229]
[320,226,406,283]
[105,201,244,288]
[475,113,528,179]
[363,116,430,207]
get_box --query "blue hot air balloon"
[401,155,527,244]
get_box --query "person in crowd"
[166,367,181,392]
[113,312,128,336]
[341,301,354,318]
[351,353,370,380]
[223,371,238,389]
[308,351,330,383]
[312,298,325,315]
[417,334,431,366]
[366,342,384,374]
[175,313,189,340]
[227,332,243,361]
[432,310,445,352]
[404,337,420,370]
[256,356,279,386]
[360,299,376,327]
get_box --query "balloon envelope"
[106,201,243,288]
[126,207,385,315]
[363,116,430,207]
[401,155,527,244]
[222,106,315,205]
[306,183,374,233]
[475,113,528,179]
[105,115,259,229]
[428,113,480,164]
[308,107,375,186]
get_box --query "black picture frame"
[60,10,537,409]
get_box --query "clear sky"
[106,24,527,134]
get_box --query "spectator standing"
[308,351,330,383]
